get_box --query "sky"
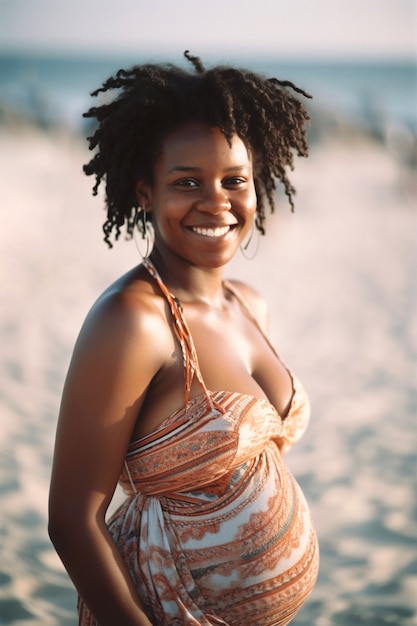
[0,0,416,61]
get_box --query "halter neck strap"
[142,258,220,412]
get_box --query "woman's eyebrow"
[167,165,248,174]
[167,165,202,173]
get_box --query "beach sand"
[0,123,416,625]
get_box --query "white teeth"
[191,226,231,237]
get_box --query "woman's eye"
[226,177,245,186]
[175,179,198,188]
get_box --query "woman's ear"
[135,181,152,212]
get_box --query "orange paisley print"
[78,259,319,625]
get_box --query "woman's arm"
[49,289,165,626]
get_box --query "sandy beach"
[0,120,416,625]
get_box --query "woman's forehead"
[154,123,251,174]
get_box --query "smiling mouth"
[189,225,236,238]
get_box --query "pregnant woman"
[49,51,319,626]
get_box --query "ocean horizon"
[1,51,416,134]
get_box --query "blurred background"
[1,1,416,624]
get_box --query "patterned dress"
[78,260,319,625]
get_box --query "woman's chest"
[186,310,293,416]
[134,301,293,440]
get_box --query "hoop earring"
[240,220,259,260]
[134,210,154,259]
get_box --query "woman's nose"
[196,185,231,213]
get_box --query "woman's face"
[137,122,257,269]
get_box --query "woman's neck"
[148,249,226,308]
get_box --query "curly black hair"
[83,51,312,247]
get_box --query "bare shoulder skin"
[225,279,270,333]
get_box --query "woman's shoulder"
[225,278,269,333]
[74,264,172,360]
